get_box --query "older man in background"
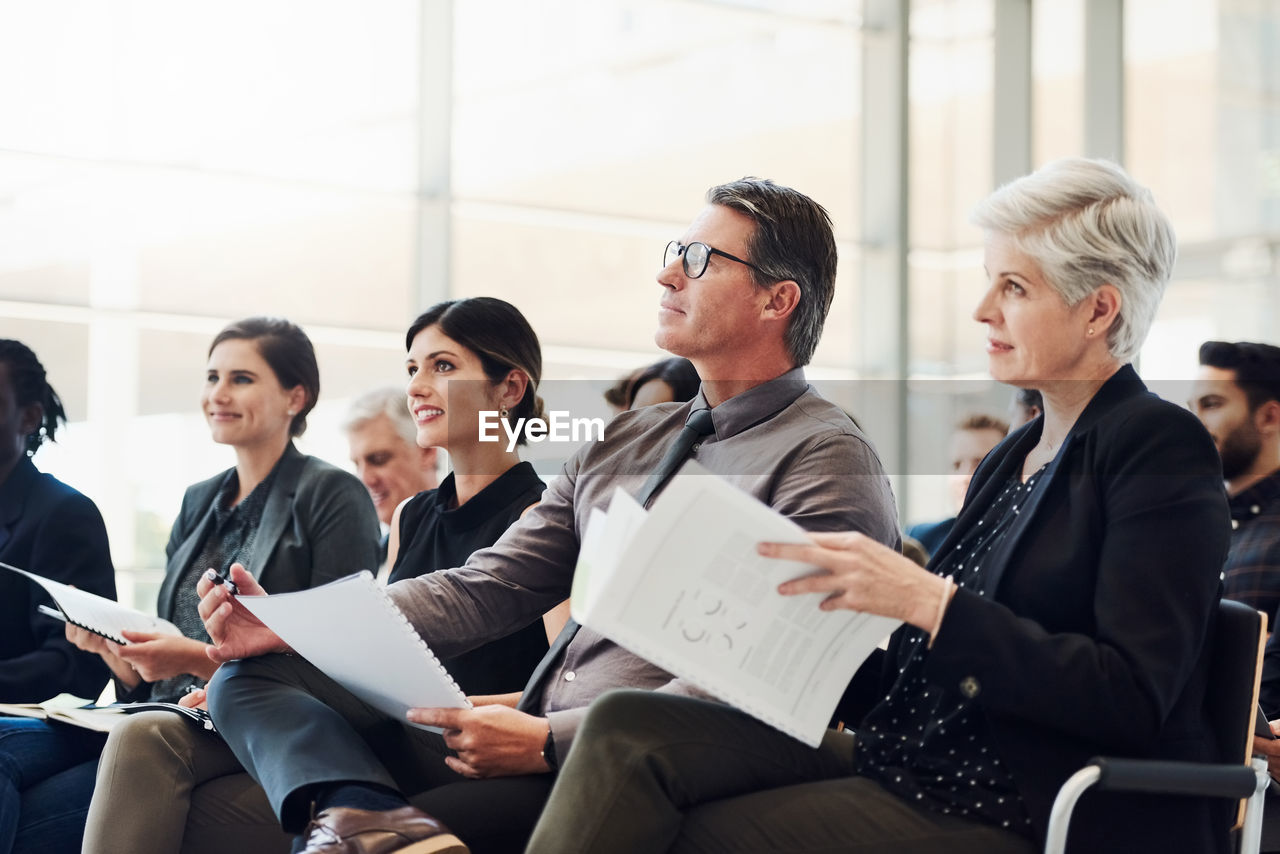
[343,387,439,563]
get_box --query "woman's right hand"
[196,563,292,663]
[65,623,142,688]
[763,531,952,633]
[179,686,209,711]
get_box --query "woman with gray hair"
[526,158,1232,854]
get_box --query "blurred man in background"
[906,413,1008,559]
[343,387,439,562]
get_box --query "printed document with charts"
[570,461,901,748]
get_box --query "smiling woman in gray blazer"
[0,316,380,854]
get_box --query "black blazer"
[156,442,381,627]
[849,365,1231,854]
[0,457,116,702]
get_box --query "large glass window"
[452,0,864,369]
[1127,0,1280,380]
[1,0,1278,600]
[0,2,422,608]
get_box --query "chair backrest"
[1044,599,1270,853]
[1208,598,1267,832]
[1210,599,1267,767]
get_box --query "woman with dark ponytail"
[0,339,116,704]
[387,296,561,673]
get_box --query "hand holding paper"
[65,622,141,688]
[197,564,290,663]
[231,572,469,731]
[767,531,954,631]
[571,462,900,747]
[113,631,218,683]
[1,562,180,645]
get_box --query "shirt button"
[959,676,980,698]
[563,671,576,682]
[1251,505,1261,515]
[1232,520,1240,530]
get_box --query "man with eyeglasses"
[193,178,900,854]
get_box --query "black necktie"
[516,408,717,715]
[633,408,716,509]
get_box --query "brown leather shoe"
[297,806,469,854]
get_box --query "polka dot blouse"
[854,466,1049,835]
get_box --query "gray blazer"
[158,442,380,618]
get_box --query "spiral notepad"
[236,571,470,728]
[1,561,181,645]
[0,698,216,734]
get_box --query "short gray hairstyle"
[341,386,416,447]
[706,178,837,367]
[970,157,1176,363]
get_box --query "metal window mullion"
[994,0,1033,185]
[415,0,453,312]
[1084,0,1124,163]
[860,0,910,503]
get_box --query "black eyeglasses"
[664,241,767,279]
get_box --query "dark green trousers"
[526,690,1037,854]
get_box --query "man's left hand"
[407,705,551,779]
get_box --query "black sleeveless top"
[390,461,549,695]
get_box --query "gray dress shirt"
[386,368,900,755]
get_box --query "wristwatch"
[541,725,559,770]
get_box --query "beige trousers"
[81,711,290,854]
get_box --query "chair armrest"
[1089,757,1260,799]
[1045,757,1270,854]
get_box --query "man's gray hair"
[341,386,416,447]
[970,157,1177,363]
[706,178,837,367]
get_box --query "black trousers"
[208,654,553,854]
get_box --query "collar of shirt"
[211,468,241,521]
[1230,467,1280,522]
[210,460,283,526]
[0,456,37,526]
[690,367,809,441]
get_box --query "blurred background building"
[0,0,1276,608]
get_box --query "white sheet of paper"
[236,572,469,730]
[571,488,649,621]
[572,462,900,747]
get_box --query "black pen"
[204,567,239,596]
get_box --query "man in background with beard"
[1192,341,1280,624]
[1197,343,1280,847]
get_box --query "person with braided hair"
[0,320,380,854]
[0,338,116,704]
[0,339,118,853]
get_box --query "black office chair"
[1045,598,1271,854]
